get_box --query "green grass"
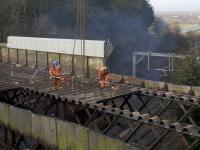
[178,24,200,33]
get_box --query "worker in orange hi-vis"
[49,60,63,90]
[99,65,111,88]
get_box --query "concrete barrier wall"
[193,86,200,97]
[0,102,9,126]
[122,74,197,95]
[123,74,192,94]
[9,105,32,136]
[57,120,89,150]
[74,55,88,76]
[1,47,9,63]
[28,50,36,68]
[88,57,103,78]
[167,83,192,94]
[48,53,60,68]
[37,51,48,69]
[143,79,166,91]
[0,46,103,77]
[0,102,136,150]
[60,54,72,73]
[18,49,26,65]
[10,48,17,64]
[32,114,57,147]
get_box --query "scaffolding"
[133,51,186,77]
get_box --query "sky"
[149,0,200,12]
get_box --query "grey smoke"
[4,0,155,76]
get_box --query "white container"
[7,36,106,58]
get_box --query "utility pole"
[78,0,86,77]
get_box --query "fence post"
[16,49,19,64]
[7,48,10,64]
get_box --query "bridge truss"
[0,63,200,150]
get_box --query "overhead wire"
[75,0,86,90]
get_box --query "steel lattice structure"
[0,63,200,150]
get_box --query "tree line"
[0,0,154,75]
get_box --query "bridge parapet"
[122,75,197,95]
[0,102,135,150]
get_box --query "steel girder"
[0,88,200,150]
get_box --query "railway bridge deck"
[0,63,200,150]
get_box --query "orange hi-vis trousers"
[99,74,110,88]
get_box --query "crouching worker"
[99,65,111,88]
[49,60,63,90]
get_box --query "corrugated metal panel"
[40,38,47,51]
[25,37,31,50]
[7,36,105,58]
[7,36,14,47]
[21,37,26,50]
[58,39,65,53]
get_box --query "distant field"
[178,24,200,33]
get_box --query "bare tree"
[0,0,10,42]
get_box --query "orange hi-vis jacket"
[99,66,110,88]
[49,66,62,77]
[99,66,107,81]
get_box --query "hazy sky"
[149,0,200,12]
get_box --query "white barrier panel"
[7,36,105,58]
